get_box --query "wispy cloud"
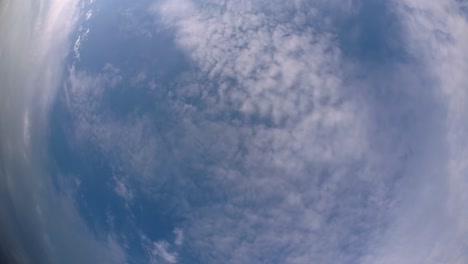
[363,1,468,263]
[0,1,128,263]
[173,228,184,247]
[152,241,178,263]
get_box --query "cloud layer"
[3,0,468,263]
[66,0,460,263]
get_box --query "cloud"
[154,0,196,23]
[152,241,177,263]
[173,228,184,247]
[52,0,468,263]
[362,1,468,263]
[0,1,127,263]
[114,176,134,204]
[73,28,90,60]
[65,64,162,184]
[64,63,185,262]
[151,0,468,263]
[65,0,406,262]
[149,1,395,263]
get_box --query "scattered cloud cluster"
[153,0,468,263]
[67,0,417,263]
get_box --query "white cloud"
[152,0,468,263]
[0,1,128,263]
[363,1,468,263]
[73,27,90,60]
[153,0,196,23]
[152,1,391,263]
[57,0,468,263]
[72,0,95,61]
[173,228,184,246]
[152,241,177,263]
[114,176,134,203]
[67,0,393,262]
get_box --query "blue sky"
[2,0,468,263]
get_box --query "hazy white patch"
[152,241,177,264]
[132,71,147,85]
[173,228,184,246]
[23,110,31,148]
[63,83,72,108]
[67,63,122,104]
[153,0,196,23]
[107,235,128,264]
[113,176,134,203]
[66,65,162,187]
[85,9,93,21]
[148,79,158,90]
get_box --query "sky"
[1,0,468,263]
